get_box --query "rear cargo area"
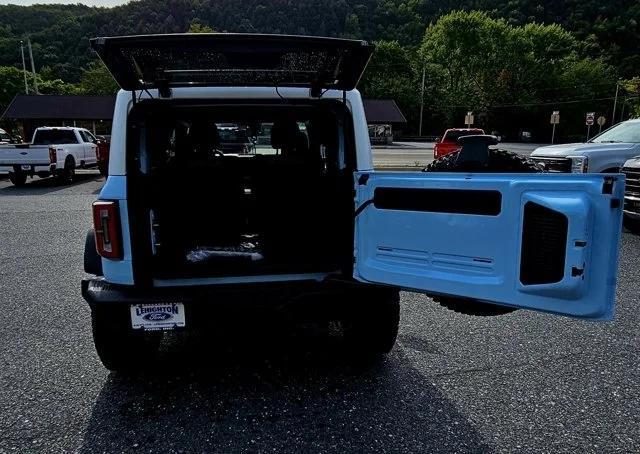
[128,100,355,281]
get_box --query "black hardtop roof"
[90,33,374,94]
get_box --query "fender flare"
[84,229,103,276]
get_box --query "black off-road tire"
[424,148,543,173]
[91,305,161,372]
[57,158,76,185]
[98,161,108,177]
[423,148,542,316]
[8,170,27,187]
[343,289,400,356]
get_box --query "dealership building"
[2,94,406,143]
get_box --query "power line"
[432,96,616,109]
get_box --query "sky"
[0,0,129,6]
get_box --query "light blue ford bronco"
[82,34,624,371]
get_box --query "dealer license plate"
[130,303,186,331]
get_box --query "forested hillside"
[1,0,638,80]
[0,0,638,138]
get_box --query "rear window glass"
[160,121,310,156]
[218,127,250,144]
[444,130,484,142]
[33,130,77,145]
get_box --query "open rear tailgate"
[90,33,374,94]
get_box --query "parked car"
[217,126,256,154]
[82,33,623,372]
[530,119,640,173]
[96,134,110,175]
[0,126,99,186]
[434,128,484,159]
[621,156,640,232]
[369,124,393,145]
[0,128,14,144]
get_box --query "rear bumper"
[1,163,51,173]
[81,277,373,311]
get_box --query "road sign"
[585,112,596,140]
[465,111,474,127]
[597,116,606,126]
[550,111,560,144]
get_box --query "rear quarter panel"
[98,175,134,285]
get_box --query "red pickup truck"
[434,128,485,159]
[96,135,110,175]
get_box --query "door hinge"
[602,177,615,194]
[571,267,584,277]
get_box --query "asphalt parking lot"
[0,170,638,453]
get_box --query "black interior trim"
[373,188,502,216]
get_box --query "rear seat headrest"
[190,120,220,152]
[271,120,300,149]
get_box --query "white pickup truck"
[0,126,98,186]
[530,119,640,173]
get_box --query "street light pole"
[418,63,426,137]
[20,41,29,94]
[27,38,38,94]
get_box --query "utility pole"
[418,63,426,137]
[20,41,29,94]
[612,81,620,125]
[27,38,38,94]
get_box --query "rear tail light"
[49,147,57,164]
[92,201,122,259]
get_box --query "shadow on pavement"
[0,172,103,196]
[79,327,488,453]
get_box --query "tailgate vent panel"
[520,202,568,285]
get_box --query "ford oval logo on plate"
[143,312,172,322]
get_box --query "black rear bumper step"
[81,277,368,309]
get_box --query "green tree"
[621,77,640,119]
[0,66,30,110]
[0,65,78,113]
[419,11,616,136]
[360,40,421,129]
[39,77,78,95]
[76,60,118,95]
[187,19,215,33]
